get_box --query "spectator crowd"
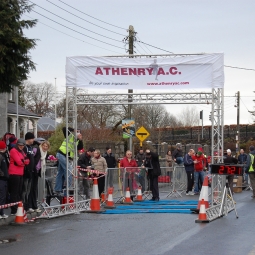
[1,129,255,220]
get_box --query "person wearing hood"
[245,146,255,198]
[78,147,95,199]
[8,139,29,215]
[0,141,9,219]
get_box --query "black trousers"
[0,180,8,215]
[9,175,23,214]
[226,175,234,193]
[28,172,39,209]
[150,175,159,199]
[98,175,105,197]
[186,171,194,193]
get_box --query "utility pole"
[200,110,204,139]
[128,25,135,151]
[236,91,240,154]
[55,78,57,131]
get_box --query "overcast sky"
[23,0,255,126]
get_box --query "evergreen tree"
[0,0,37,93]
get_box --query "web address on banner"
[147,81,189,86]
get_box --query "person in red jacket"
[120,150,138,195]
[8,139,29,215]
[192,150,207,194]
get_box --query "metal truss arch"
[64,54,224,217]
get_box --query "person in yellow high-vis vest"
[245,145,255,198]
[54,127,83,194]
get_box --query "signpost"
[136,126,150,147]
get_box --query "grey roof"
[8,103,41,118]
[37,117,56,131]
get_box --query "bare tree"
[20,81,55,116]
[180,106,199,127]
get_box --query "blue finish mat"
[102,200,199,214]
[116,205,197,209]
[103,209,193,214]
[130,200,198,205]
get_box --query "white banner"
[66,53,224,90]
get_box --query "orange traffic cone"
[123,187,133,204]
[86,179,106,213]
[134,186,144,202]
[14,202,25,224]
[104,187,116,209]
[195,199,209,223]
[191,176,209,213]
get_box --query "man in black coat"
[143,149,161,201]
[22,132,41,212]
[103,147,116,187]
[77,147,95,199]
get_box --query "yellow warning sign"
[135,126,150,142]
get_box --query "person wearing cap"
[192,150,207,194]
[172,143,184,165]
[0,141,9,219]
[77,147,95,199]
[245,145,255,198]
[54,127,83,194]
[22,132,41,212]
[143,149,161,201]
[103,147,116,188]
[223,149,238,194]
[8,138,29,215]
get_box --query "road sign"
[122,119,135,138]
[136,126,150,142]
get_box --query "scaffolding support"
[56,54,225,217]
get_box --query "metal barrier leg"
[166,167,182,198]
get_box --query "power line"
[240,98,251,112]
[137,40,174,54]
[224,65,255,71]
[31,10,125,50]
[137,36,153,54]
[58,0,126,30]
[24,14,123,54]
[45,0,126,37]
[135,41,150,54]
[30,1,123,43]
